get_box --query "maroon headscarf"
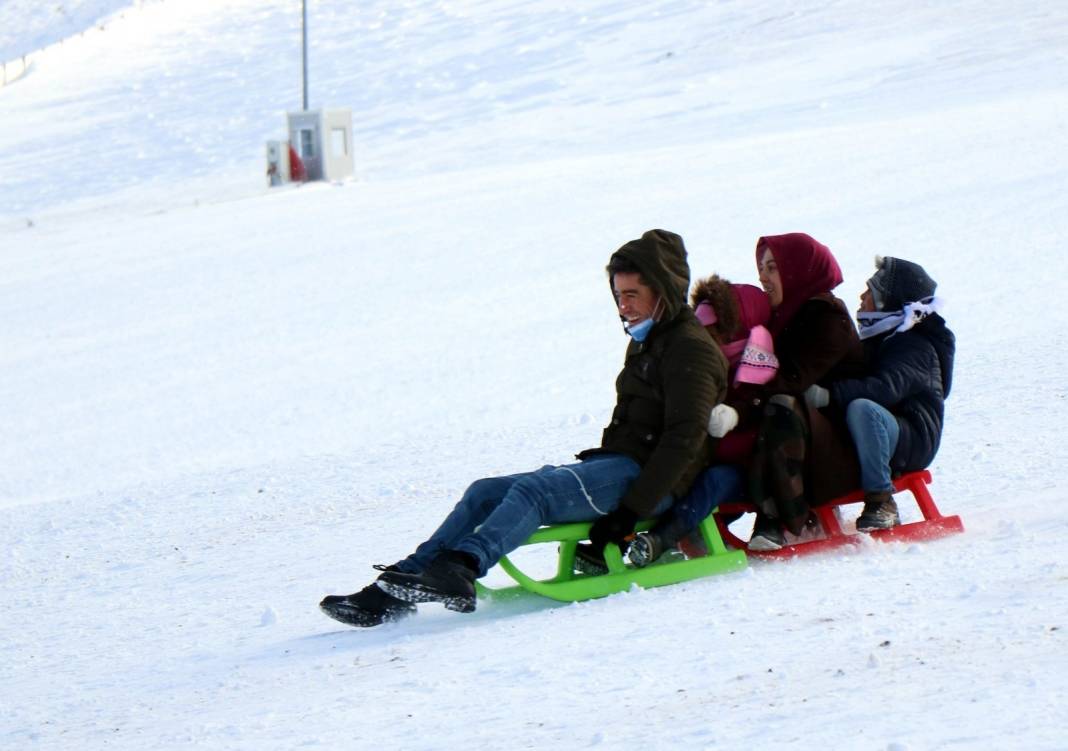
[732,283,771,337]
[756,233,843,335]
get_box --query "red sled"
[709,470,963,559]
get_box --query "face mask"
[625,317,655,342]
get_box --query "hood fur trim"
[690,274,739,342]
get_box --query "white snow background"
[2,0,1067,748]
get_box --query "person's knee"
[706,465,743,499]
[768,393,799,410]
[706,464,737,482]
[460,476,513,513]
[465,476,502,497]
[509,472,549,504]
[696,464,727,495]
[498,473,557,525]
[846,398,879,430]
[465,476,514,499]
[762,399,806,441]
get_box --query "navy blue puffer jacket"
[829,314,955,474]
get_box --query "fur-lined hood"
[690,274,739,342]
[691,275,771,342]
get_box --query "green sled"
[474,511,747,603]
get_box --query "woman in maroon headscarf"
[741,233,866,550]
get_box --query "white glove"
[707,404,739,438]
[804,384,830,409]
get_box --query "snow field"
[2,1,1067,748]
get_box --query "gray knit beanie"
[866,256,937,311]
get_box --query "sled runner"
[475,511,747,603]
[476,470,960,603]
[712,469,963,559]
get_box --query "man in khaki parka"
[321,229,728,627]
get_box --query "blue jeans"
[652,464,744,543]
[845,398,900,493]
[395,454,671,576]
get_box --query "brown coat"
[736,294,866,504]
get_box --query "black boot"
[573,542,609,575]
[748,513,786,551]
[856,491,900,532]
[320,570,416,628]
[376,551,479,613]
[627,531,665,568]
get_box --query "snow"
[0,0,141,63]
[2,0,1067,748]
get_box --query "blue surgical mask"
[625,317,655,342]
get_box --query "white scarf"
[857,296,945,340]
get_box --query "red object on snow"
[288,144,307,182]
[682,470,964,560]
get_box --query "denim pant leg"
[845,398,901,493]
[395,473,524,574]
[452,454,645,575]
[654,464,743,543]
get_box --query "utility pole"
[301,0,309,110]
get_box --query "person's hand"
[803,384,830,409]
[707,404,739,438]
[588,506,639,553]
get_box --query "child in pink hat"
[628,275,778,566]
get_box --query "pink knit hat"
[734,325,778,385]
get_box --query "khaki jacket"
[579,230,728,516]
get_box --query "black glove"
[588,505,639,553]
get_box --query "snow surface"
[0,0,143,63]
[2,0,1067,748]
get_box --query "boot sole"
[626,538,660,568]
[376,579,476,613]
[747,534,785,551]
[319,601,414,627]
[573,558,608,576]
[856,519,900,533]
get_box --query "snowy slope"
[2,1,1068,749]
[0,0,139,63]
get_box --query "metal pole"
[301,0,309,110]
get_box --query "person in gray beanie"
[865,255,938,313]
[804,256,955,530]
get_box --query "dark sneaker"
[627,531,664,568]
[573,542,609,575]
[376,551,478,613]
[856,492,900,532]
[748,514,786,551]
[320,582,416,627]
